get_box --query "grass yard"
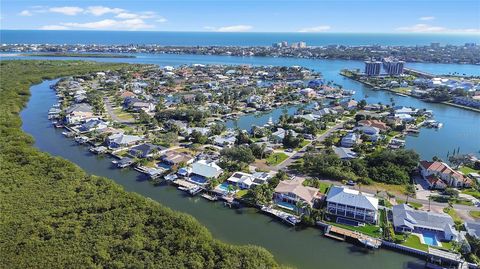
[235,189,249,198]
[398,234,428,252]
[371,182,406,195]
[395,199,423,209]
[266,152,288,166]
[469,211,480,219]
[112,107,135,121]
[295,140,310,150]
[328,221,382,238]
[318,182,331,194]
[462,189,480,199]
[443,207,463,224]
[459,166,480,175]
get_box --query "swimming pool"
[421,231,439,246]
[189,175,208,185]
[276,201,296,211]
[218,182,230,192]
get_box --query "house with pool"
[273,178,322,211]
[325,186,379,225]
[187,160,223,186]
[392,204,459,246]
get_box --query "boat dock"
[260,206,300,226]
[201,193,218,201]
[324,225,382,248]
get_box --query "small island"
[24,53,136,58]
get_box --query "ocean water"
[1,30,479,46]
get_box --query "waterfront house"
[340,132,358,148]
[326,186,379,224]
[78,119,108,133]
[106,133,142,149]
[392,204,458,242]
[333,146,358,160]
[465,222,480,239]
[189,160,223,185]
[394,106,419,115]
[227,172,255,189]
[65,103,95,124]
[161,151,194,166]
[274,178,322,209]
[419,161,472,188]
[129,143,166,158]
[341,99,358,110]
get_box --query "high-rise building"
[430,42,440,49]
[364,61,382,76]
[382,58,405,76]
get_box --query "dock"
[201,193,218,201]
[325,225,382,248]
[261,206,300,226]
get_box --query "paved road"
[274,122,344,171]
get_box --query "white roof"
[191,160,223,178]
[326,186,378,210]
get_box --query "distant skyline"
[1,0,479,34]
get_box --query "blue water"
[421,231,439,246]
[1,30,479,46]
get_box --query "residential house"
[213,134,237,148]
[78,119,108,133]
[358,119,389,132]
[227,172,255,189]
[354,126,381,142]
[65,103,95,124]
[129,143,166,158]
[161,151,194,166]
[106,133,142,148]
[274,178,322,208]
[341,99,358,110]
[189,160,223,185]
[465,222,480,239]
[392,204,458,242]
[326,186,379,224]
[420,161,472,188]
[341,132,358,148]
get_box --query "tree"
[249,184,274,206]
[357,99,367,109]
[404,184,416,204]
[221,146,255,164]
[190,130,208,144]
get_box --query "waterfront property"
[107,133,143,149]
[274,178,322,210]
[226,171,271,189]
[392,204,458,244]
[188,160,223,185]
[326,186,379,224]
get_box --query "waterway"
[21,79,426,269]
[7,52,480,160]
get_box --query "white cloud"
[19,10,33,16]
[49,6,84,16]
[40,25,69,30]
[419,16,435,21]
[85,6,124,16]
[156,17,167,23]
[396,24,480,33]
[215,25,253,32]
[61,18,153,30]
[298,25,331,33]
[116,12,138,19]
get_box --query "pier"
[324,225,382,249]
[260,206,300,226]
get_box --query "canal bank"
[7,53,480,161]
[21,79,426,269]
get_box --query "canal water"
[7,53,480,160]
[21,80,425,268]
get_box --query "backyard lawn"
[295,140,310,150]
[398,234,428,252]
[328,221,382,238]
[266,152,289,166]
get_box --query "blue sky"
[1,0,479,33]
